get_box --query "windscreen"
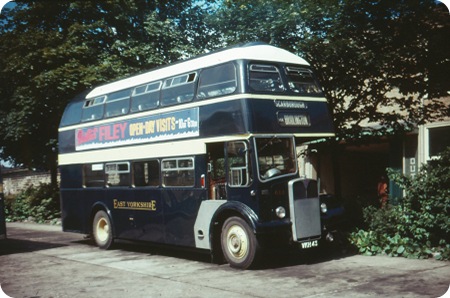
[256,137,297,180]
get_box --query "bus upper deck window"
[81,96,106,122]
[249,64,284,93]
[161,72,197,106]
[105,89,131,118]
[131,81,161,112]
[285,66,322,95]
[197,63,237,99]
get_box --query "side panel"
[163,188,206,247]
[119,187,164,243]
[248,98,334,135]
[193,200,227,249]
[200,100,247,137]
[60,165,92,233]
[61,188,104,233]
[106,188,163,242]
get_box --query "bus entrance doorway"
[207,141,252,201]
[207,142,226,200]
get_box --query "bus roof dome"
[216,42,309,64]
[86,43,309,99]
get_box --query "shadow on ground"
[73,234,355,270]
[1,224,356,269]
[0,238,67,256]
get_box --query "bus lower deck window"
[162,157,195,187]
[133,160,160,187]
[83,164,105,187]
[105,162,130,187]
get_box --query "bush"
[5,183,60,224]
[350,147,450,260]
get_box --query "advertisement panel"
[76,108,199,151]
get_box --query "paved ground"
[0,222,449,298]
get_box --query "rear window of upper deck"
[60,100,84,127]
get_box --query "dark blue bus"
[58,43,334,269]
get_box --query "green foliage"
[350,147,450,260]
[350,219,448,260]
[206,0,450,140]
[5,183,60,224]
[1,0,449,172]
[0,0,203,172]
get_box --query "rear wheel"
[92,210,114,249]
[221,216,260,269]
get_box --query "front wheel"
[221,216,260,269]
[92,210,114,249]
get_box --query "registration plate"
[300,240,318,249]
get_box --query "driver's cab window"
[227,141,252,187]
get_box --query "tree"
[298,0,450,140]
[1,0,449,189]
[206,0,450,139]
[0,0,204,185]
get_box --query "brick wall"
[1,169,60,197]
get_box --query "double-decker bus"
[58,43,334,269]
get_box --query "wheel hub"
[97,218,109,242]
[227,225,248,259]
[230,235,242,253]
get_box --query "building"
[299,96,450,209]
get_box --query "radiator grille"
[288,178,321,241]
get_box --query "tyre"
[221,216,260,269]
[92,210,114,249]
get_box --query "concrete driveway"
[0,222,449,298]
